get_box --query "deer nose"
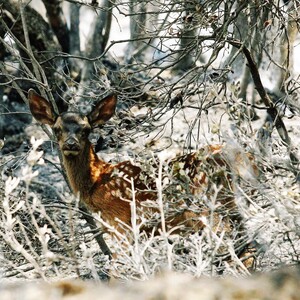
[63,137,81,152]
[65,137,79,148]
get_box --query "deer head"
[28,89,117,157]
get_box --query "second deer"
[28,89,259,268]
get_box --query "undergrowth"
[0,128,299,282]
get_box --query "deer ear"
[88,94,117,127]
[28,89,57,126]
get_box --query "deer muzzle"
[62,137,81,156]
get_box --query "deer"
[28,89,259,270]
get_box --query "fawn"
[28,89,258,267]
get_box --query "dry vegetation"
[0,0,300,296]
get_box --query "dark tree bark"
[42,0,70,53]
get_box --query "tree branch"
[229,39,298,165]
[41,0,70,53]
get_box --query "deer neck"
[61,142,108,199]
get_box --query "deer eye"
[82,126,91,136]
